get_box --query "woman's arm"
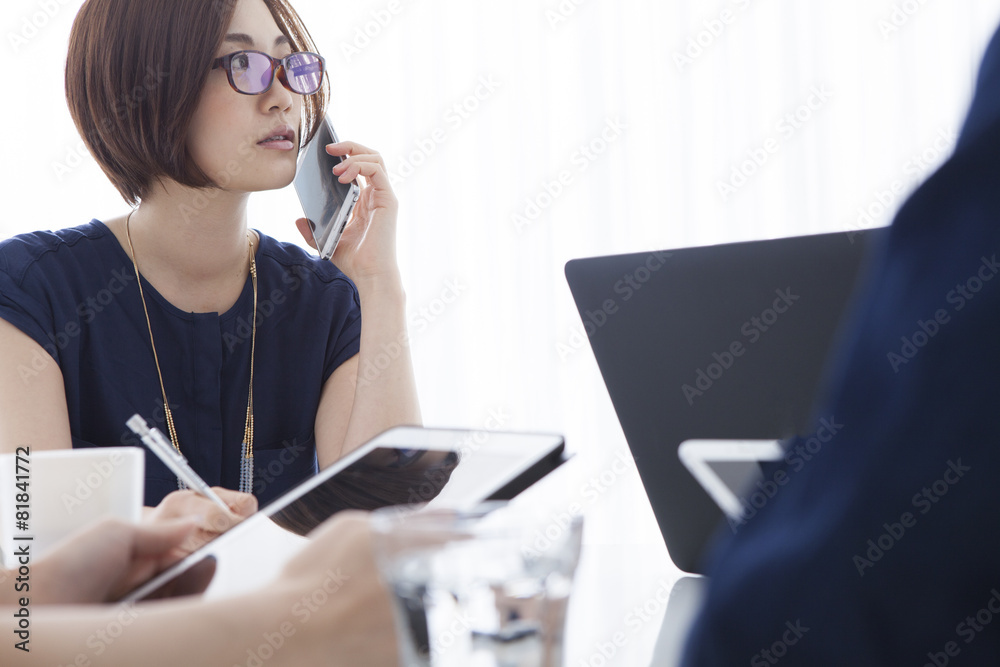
[315,276,420,469]
[21,592,308,667]
[0,517,198,606]
[300,141,421,468]
[1,513,396,667]
[0,319,255,547]
[341,274,421,449]
[0,318,74,454]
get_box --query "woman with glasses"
[0,0,420,546]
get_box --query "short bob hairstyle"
[65,0,328,206]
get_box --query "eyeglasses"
[212,50,325,96]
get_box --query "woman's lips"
[257,138,295,151]
[258,124,296,151]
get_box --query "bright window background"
[3,0,1000,650]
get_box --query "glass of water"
[371,501,584,667]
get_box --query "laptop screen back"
[565,228,884,573]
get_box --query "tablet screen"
[269,447,459,535]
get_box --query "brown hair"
[65,0,328,206]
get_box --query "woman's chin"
[236,170,298,193]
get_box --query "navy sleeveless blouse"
[0,220,361,507]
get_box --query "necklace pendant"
[129,211,258,503]
[240,448,254,495]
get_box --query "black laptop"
[565,228,885,573]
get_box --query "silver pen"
[126,413,231,513]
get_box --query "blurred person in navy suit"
[682,19,1000,667]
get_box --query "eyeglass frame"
[211,49,326,96]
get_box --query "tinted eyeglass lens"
[231,51,273,94]
[284,53,323,94]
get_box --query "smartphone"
[293,116,361,260]
[120,426,569,602]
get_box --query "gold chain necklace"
[125,209,258,494]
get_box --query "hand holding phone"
[293,116,361,259]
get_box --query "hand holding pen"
[127,414,258,555]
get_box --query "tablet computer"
[678,439,784,522]
[123,426,567,602]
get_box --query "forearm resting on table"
[2,512,393,667]
[3,587,316,667]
